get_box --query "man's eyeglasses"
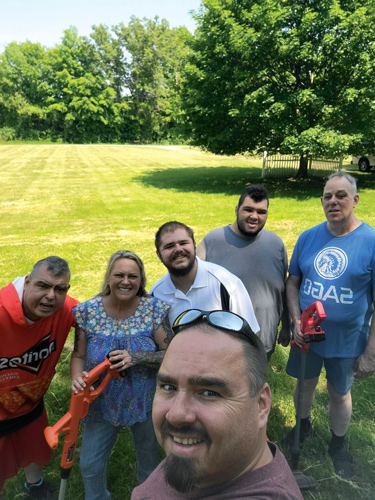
[172,309,258,346]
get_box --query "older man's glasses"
[172,309,257,345]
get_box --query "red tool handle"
[44,357,120,469]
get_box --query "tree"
[46,28,127,143]
[89,24,128,103]
[0,41,49,139]
[181,0,375,177]
[113,17,190,142]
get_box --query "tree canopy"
[181,0,375,176]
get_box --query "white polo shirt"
[150,258,260,333]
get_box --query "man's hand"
[353,352,375,378]
[277,325,291,347]
[291,319,308,348]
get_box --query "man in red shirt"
[0,256,78,499]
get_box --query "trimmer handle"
[44,356,120,469]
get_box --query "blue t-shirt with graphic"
[289,221,375,357]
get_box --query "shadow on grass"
[136,166,375,200]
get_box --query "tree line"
[1,1,375,177]
[0,17,189,144]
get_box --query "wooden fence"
[262,152,343,178]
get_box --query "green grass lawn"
[1,144,374,500]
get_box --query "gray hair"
[100,250,147,297]
[326,171,357,196]
[177,322,267,397]
[29,256,70,279]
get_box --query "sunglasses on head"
[172,309,258,346]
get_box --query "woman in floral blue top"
[71,250,172,500]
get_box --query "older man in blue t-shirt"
[286,171,375,479]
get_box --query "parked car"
[352,155,375,172]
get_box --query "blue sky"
[0,0,201,50]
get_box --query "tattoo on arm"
[161,315,174,345]
[129,351,165,368]
[127,315,173,368]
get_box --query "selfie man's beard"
[163,454,204,493]
[165,254,196,277]
[161,421,211,493]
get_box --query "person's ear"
[257,383,271,429]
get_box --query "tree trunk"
[296,155,309,178]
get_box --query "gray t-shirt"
[202,226,288,352]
